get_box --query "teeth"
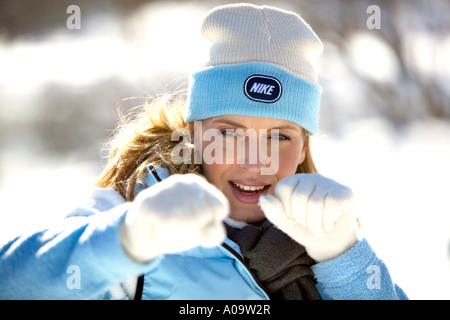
[233,182,265,191]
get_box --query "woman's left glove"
[259,173,358,262]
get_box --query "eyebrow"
[208,118,300,132]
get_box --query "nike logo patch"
[244,75,282,103]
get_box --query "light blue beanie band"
[184,62,322,134]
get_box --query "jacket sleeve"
[0,188,160,300]
[312,238,408,300]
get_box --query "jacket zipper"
[221,242,271,299]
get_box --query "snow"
[0,156,100,242]
[312,118,450,299]
[0,0,448,300]
[1,117,449,299]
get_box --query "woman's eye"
[270,132,291,141]
[217,129,291,141]
[219,129,238,136]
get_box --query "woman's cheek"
[277,147,302,176]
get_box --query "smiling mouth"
[229,181,271,195]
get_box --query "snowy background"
[0,0,449,299]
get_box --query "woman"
[0,3,407,300]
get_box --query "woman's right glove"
[120,174,229,262]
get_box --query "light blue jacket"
[0,168,408,300]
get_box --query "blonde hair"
[95,92,199,201]
[298,132,318,175]
[95,92,318,201]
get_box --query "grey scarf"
[225,220,322,300]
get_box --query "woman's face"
[198,114,306,223]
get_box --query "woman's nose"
[234,133,278,175]
[236,140,269,174]
[239,161,264,174]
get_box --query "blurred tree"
[0,0,157,41]
[293,0,450,128]
[1,0,449,160]
[13,80,142,159]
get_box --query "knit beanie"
[184,3,323,134]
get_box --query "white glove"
[120,174,229,262]
[259,173,358,262]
